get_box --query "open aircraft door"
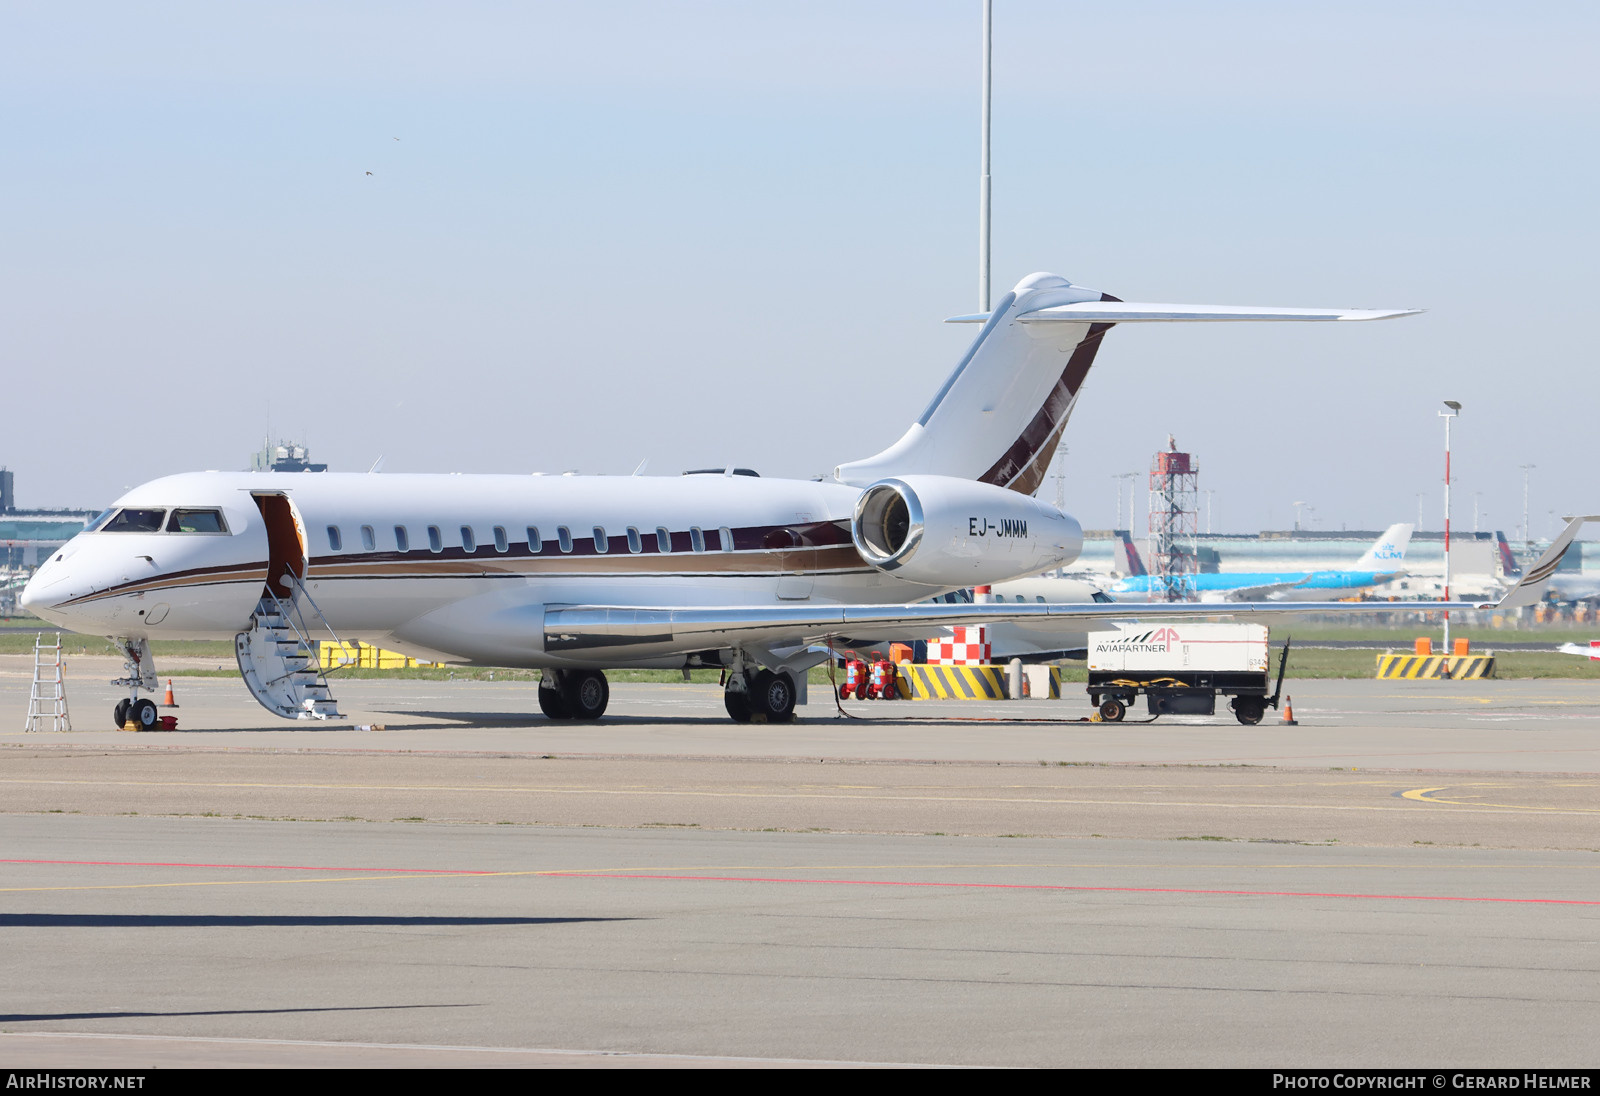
[235,491,341,720]
[250,492,309,599]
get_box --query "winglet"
[1495,515,1599,609]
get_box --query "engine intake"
[851,476,1082,588]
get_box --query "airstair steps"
[235,593,343,720]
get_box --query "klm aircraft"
[1107,523,1413,603]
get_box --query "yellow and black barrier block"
[1445,654,1496,679]
[897,664,1009,700]
[1375,654,1496,680]
[895,664,1062,700]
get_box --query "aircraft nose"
[20,561,75,628]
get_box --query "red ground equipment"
[840,658,868,700]
[866,657,898,701]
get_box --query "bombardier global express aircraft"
[28,270,1520,729]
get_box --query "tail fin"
[1496,530,1521,578]
[1355,523,1412,571]
[832,272,1420,494]
[1113,530,1148,577]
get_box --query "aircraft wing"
[545,523,1589,656]
[1496,515,1599,609]
[543,598,1489,656]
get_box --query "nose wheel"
[110,637,161,730]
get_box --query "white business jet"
[24,271,1432,729]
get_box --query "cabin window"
[166,509,228,534]
[1036,595,1046,604]
[626,527,642,553]
[593,526,609,554]
[493,526,508,553]
[527,527,542,553]
[557,526,573,553]
[326,526,342,552]
[101,508,166,533]
[690,527,705,553]
[656,527,670,553]
[360,525,376,551]
[394,526,410,552]
[427,526,443,553]
[719,526,734,552]
[460,526,476,553]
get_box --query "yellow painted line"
[1401,786,1600,814]
[12,858,1598,896]
[4,777,1595,814]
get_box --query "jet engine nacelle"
[851,476,1083,588]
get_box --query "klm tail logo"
[1371,542,1402,561]
[969,517,1029,538]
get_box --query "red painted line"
[544,872,1600,906]
[0,858,493,875]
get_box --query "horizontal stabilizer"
[947,303,1423,324]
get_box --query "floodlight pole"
[1519,464,1535,548]
[978,0,992,313]
[1440,401,1461,652]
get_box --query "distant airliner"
[1106,523,1414,602]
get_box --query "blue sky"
[3,2,1596,539]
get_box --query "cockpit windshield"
[90,507,230,534]
[166,509,229,534]
[100,508,167,533]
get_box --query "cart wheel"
[1098,698,1126,723]
[1233,699,1264,725]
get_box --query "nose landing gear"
[110,638,160,730]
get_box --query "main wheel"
[1233,698,1265,726]
[130,698,159,730]
[563,671,609,720]
[723,688,752,723]
[1098,697,1126,723]
[538,684,572,720]
[113,698,131,729]
[749,670,796,723]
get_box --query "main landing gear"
[538,669,610,721]
[723,666,796,724]
[111,637,160,730]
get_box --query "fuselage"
[23,471,1080,668]
[1108,569,1400,602]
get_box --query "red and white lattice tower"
[1147,436,1199,601]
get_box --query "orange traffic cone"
[163,679,180,708]
[1279,695,1298,726]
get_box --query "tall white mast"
[979,0,992,313]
